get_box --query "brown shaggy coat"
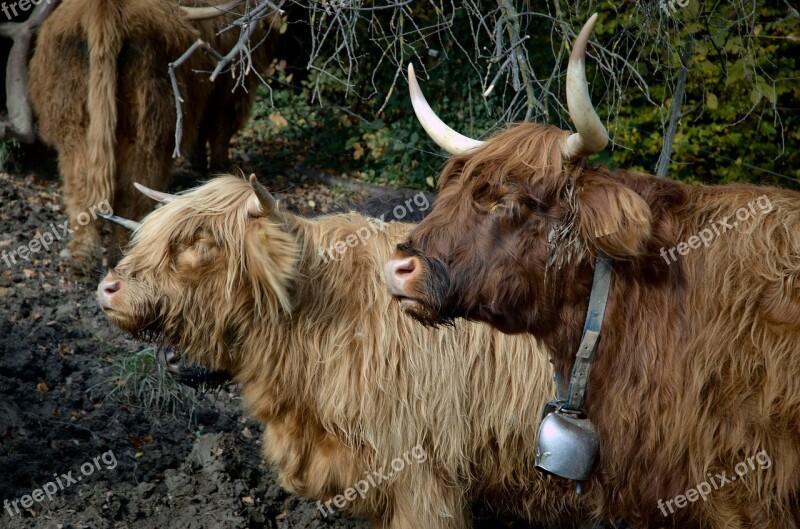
[393,122,800,528]
[28,0,279,268]
[98,176,604,528]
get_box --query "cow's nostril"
[103,280,122,295]
[97,278,124,309]
[384,257,422,296]
[395,257,418,277]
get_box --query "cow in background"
[385,14,799,529]
[29,0,282,270]
[94,175,616,529]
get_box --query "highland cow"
[94,175,609,529]
[28,0,281,269]
[385,14,800,529]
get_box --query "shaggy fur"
[97,176,603,528]
[28,0,280,269]
[392,122,800,528]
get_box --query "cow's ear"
[574,172,652,258]
[243,220,298,317]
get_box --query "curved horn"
[134,182,177,204]
[98,213,141,232]
[563,13,609,161]
[180,0,243,21]
[248,174,279,217]
[408,64,484,155]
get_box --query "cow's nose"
[384,256,421,295]
[97,278,123,309]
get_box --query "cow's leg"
[205,83,257,172]
[187,128,208,174]
[376,504,471,529]
[59,151,102,272]
[378,472,471,529]
[261,416,469,529]
[206,116,238,173]
[375,510,470,529]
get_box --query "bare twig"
[168,39,225,158]
[166,0,789,171]
[655,43,693,177]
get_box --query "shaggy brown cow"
[28,0,280,269]
[385,14,800,529]
[93,175,609,528]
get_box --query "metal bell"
[535,401,600,481]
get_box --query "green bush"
[244,1,798,189]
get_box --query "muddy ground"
[0,156,553,529]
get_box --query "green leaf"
[760,122,777,136]
[726,60,745,86]
[759,81,777,105]
[686,0,700,19]
[706,93,718,110]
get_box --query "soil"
[0,161,552,529]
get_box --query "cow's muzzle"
[384,255,422,308]
[97,278,123,310]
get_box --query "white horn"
[134,182,177,204]
[408,63,484,155]
[179,0,243,21]
[98,213,141,232]
[563,13,609,161]
[248,174,279,217]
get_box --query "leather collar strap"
[564,251,613,412]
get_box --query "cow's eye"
[488,196,518,215]
[522,196,549,215]
[174,238,217,269]
[473,181,506,205]
[489,201,509,213]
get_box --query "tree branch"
[655,43,693,178]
